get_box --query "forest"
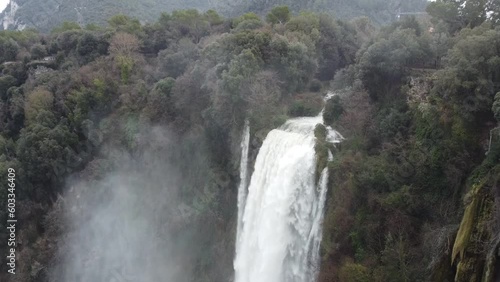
[1,0,429,32]
[0,0,499,281]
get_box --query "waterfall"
[306,152,332,279]
[234,102,342,282]
[236,120,250,244]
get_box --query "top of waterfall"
[280,116,324,135]
[277,92,344,143]
[324,91,338,102]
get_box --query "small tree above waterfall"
[266,6,291,25]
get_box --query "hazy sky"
[0,0,8,13]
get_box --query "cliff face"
[446,145,500,282]
[406,72,500,282]
[1,1,22,30]
[432,139,500,282]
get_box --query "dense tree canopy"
[319,2,500,281]
[427,0,500,34]
[0,1,499,281]
[0,8,364,281]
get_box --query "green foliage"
[378,108,410,139]
[318,8,500,281]
[0,38,19,62]
[316,14,344,81]
[204,9,224,26]
[289,95,323,118]
[431,26,500,123]
[0,10,367,282]
[376,232,416,281]
[108,14,142,34]
[286,12,320,36]
[76,32,109,63]
[85,23,103,31]
[24,88,54,124]
[12,7,493,282]
[493,92,500,121]
[339,262,371,282]
[314,124,331,182]
[30,43,47,60]
[55,30,84,53]
[0,75,17,101]
[288,101,316,117]
[467,140,500,185]
[155,77,176,96]
[323,95,343,125]
[158,38,199,78]
[223,30,272,61]
[426,1,462,34]
[123,115,139,149]
[232,12,261,28]
[245,70,284,131]
[213,48,262,124]
[394,16,423,36]
[16,118,79,185]
[143,77,177,122]
[358,27,432,100]
[170,9,211,43]
[66,77,116,127]
[223,49,262,92]
[217,0,428,26]
[309,79,321,92]
[51,21,82,33]
[427,0,498,34]
[266,6,291,25]
[234,19,264,32]
[270,37,317,92]
[0,29,38,47]
[108,32,140,83]
[117,56,133,83]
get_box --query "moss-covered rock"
[314,124,329,183]
[452,182,483,265]
[323,95,343,126]
[450,166,499,282]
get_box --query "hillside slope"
[0,0,429,33]
[0,0,212,32]
[214,0,428,25]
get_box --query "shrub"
[24,88,54,123]
[266,6,291,25]
[338,262,370,282]
[30,44,47,60]
[234,19,264,32]
[323,95,343,125]
[289,100,317,117]
[309,79,322,92]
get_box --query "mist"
[46,125,228,282]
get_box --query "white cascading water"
[236,119,250,243]
[235,96,342,282]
